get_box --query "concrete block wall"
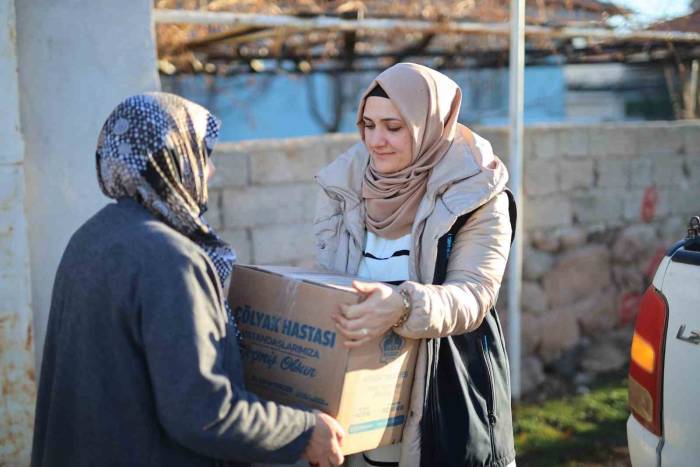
[210,121,700,394]
[209,134,357,266]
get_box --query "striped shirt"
[357,232,411,284]
[353,232,411,465]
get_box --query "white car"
[627,216,700,466]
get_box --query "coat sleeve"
[139,247,315,463]
[395,192,512,339]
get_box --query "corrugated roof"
[649,9,700,34]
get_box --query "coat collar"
[315,127,508,217]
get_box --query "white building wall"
[565,91,626,122]
[14,0,160,376]
[0,0,36,462]
[0,1,159,463]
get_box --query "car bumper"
[627,415,660,467]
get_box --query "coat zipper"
[481,334,498,459]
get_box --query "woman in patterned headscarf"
[32,93,344,467]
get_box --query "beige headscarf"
[359,63,462,239]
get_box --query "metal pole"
[507,0,525,401]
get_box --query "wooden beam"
[154,9,700,43]
[182,42,700,68]
[183,26,269,49]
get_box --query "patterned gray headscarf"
[96,92,236,288]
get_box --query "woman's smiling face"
[362,96,413,174]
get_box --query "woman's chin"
[371,158,399,174]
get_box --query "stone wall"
[208,134,358,266]
[210,121,700,394]
[497,122,700,394]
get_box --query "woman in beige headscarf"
[314,63,517,467]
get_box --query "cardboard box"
[228,265,418,455]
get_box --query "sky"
[613,0,692,24]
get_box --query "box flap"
[239,265,358,292]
